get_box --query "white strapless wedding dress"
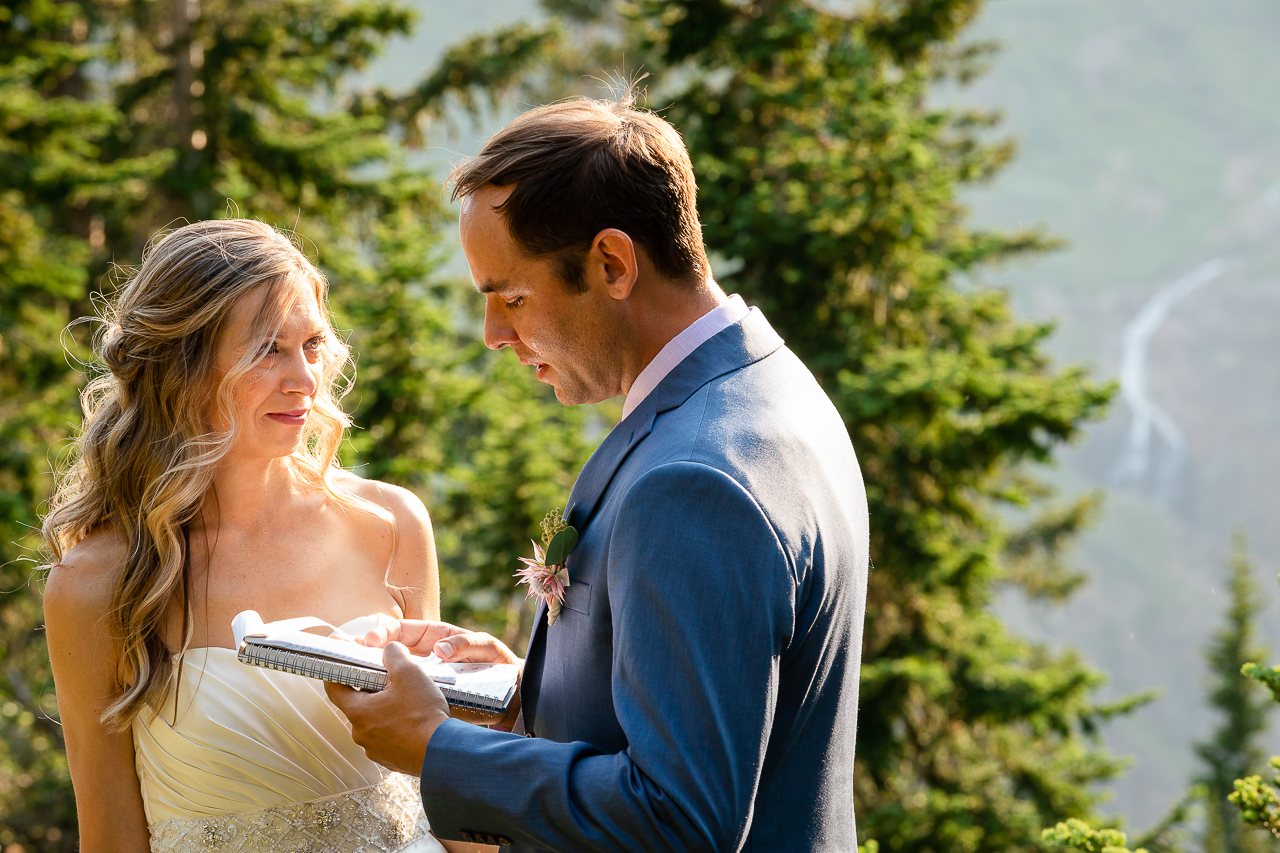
[132,614,446,853]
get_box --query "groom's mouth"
[519,356,550,383]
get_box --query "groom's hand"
[360,619,523,730]
[324,641,451,775]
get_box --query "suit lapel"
[521,309,784,733]
[562,400,657,533]
[563,309,784,533]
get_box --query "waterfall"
[1112,256,1235,504]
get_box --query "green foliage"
[1195,534,1275,853]
[539,508,570,547]
[1053,537,1280,853]
[1043,818,1144,853]
[1228,563,1280,843]
[0,1,129,846]
[0,0,582,841]
[1230,764,1280,840]
[1128,784,1204,853]
[543,527,578,568]
[1242,664,1280,706]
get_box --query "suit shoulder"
[622,460,773,527]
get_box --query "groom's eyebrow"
[474,277,510,294]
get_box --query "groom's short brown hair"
[449,90,710,293]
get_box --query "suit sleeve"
[419,461,797,851]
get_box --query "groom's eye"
[506,296,525,308]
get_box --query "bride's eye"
[506,296,524,308]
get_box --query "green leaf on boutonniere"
[544,526,578,567]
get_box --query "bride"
[42,219,489,852]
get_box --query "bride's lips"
[267,409,309,426]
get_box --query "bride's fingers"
[433,631,518,665]
[363,619,465,654]
[361,623,393,648]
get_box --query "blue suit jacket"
[420,310,869,852]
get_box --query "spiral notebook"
[231,611,518,714]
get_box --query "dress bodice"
[133,614,443,852]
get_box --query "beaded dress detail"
[133,615,444,853]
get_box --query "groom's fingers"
[325,642,452,776]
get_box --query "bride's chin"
[224,437,308,463]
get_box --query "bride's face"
[212,276,329,461]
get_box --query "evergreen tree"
[1049,536,1278,853]
[0,2,148,846]
[1196,534,1275,853]
[0,0,586,841]
[525,1,1126,849]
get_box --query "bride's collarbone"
[176,537,397,651]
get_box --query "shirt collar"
[621,294,751,421]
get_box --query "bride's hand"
[360,619,523,730]
[361,619,520,666]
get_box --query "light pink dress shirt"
[620,294,751,422]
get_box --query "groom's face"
[460,186,624,405]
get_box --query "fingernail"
[438,641,454,659]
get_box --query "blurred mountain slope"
[961,0,1280,828]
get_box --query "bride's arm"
[43,534,151,853]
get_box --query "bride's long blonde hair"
[43,219,355,730]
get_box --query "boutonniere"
[516,508,579,626]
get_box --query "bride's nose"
[280,350,320,396]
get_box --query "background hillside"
[961,0,1280,828]
[372,0,1280,830]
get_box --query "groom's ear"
[586,229,638,301]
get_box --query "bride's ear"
[586,229,638,300]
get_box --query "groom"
[328,91,870,852]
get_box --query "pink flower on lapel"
[514,510,579,626]
[516,540,572,625]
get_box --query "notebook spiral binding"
[236,643,511,713]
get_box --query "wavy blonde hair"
[44,219,355,730]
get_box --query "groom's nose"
[482,296,519,350]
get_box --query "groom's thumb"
[381,641,414,676]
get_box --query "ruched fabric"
[132,614,444,852]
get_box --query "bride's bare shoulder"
[331,469,432,531]
[330,470,437,615]
[44,528,127,628]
